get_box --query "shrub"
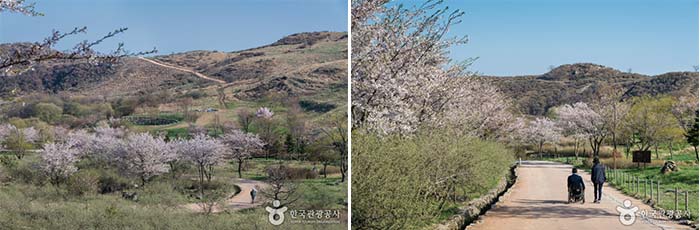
[67,170,100,196]
[8,163,47,185]
[98,171,131,194]
[34,103,64,123]
[265,165,318,180]
[352,130,514,229]
[298,100,336,113]
[0,155,17,169]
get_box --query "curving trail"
[138,57,226,84]
[182,178,267,213]
[469,161,692,230]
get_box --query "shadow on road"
[513,199,569,205]
[489,205,618,220]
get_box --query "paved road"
[469,161,692,230]
[182,178,267,213]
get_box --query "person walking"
[250,186,258,204]
[591,157,606,203]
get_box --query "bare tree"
[260,164,299,207]
[593,85,629,168]
[237,108,255,133]
[321,116,348,182]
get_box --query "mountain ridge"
[482,63,698,115]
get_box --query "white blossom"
[256,107,274,119]
[39,142,79,185]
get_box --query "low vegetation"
[352,131,513,229]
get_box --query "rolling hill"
[0,31,347,100]
[483,63,699,115]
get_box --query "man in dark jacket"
[591,157,606,203]
[567,168,585,192]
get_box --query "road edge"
[434,163,519,230]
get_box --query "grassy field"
[0,152,347,230]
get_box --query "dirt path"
[181,178,267,213]
[469,161,692,230]
[138,57,226,84]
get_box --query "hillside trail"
[138,57,226,84]
[181,178,268,213]
[469,161,692,230]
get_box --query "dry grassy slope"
[73,58,212,98]
[152,31,348,99]
[0,32,347,101]
[484,63,699,115]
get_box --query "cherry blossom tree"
[114,133,175,185]
[554,102,608,157]
[520,117,561,156]
[555,116,587,160]
[352,0,470,134]
[255,107,274,119]
[0,0,41,16]
[0,0,156,75]
[221,130,265,178]
[39,142,79,186]
[175,134,227,196]
[352,0,514,137]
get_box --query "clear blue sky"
[1,0,348,55]
[425,0,698,76]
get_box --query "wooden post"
[644,179,647,198]
[674,187,679,211]
[649,180,653,201]
[636,177,640,194]
[656,180,660,204]
[685,191,689,211]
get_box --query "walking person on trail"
[250,186,258,204]
[591,157,606,203]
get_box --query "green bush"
[67,170,100,196]
[34,103,64,123]
[8,163,46,185]
[98,170,131,194]
[352,130,514,229]
[0,155,17,169]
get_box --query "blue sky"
[436,0,699,75]
[0,0,348,55]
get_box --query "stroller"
[568,185,585,204]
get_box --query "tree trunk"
[199,165,204,197]
[237,159,243,178]
[668,141,673,159]
[655,144,659,159]
[340,169,346,182]
[574,139,579,160]
[694,145,699,162]
[323,164,328,178]
[612,132,617,169]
